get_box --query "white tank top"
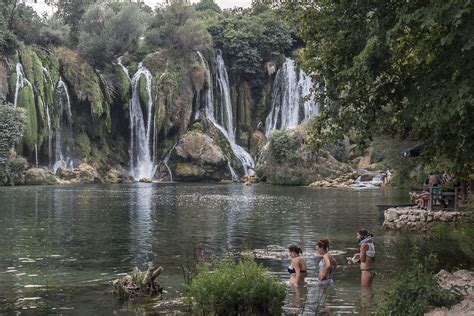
[366,242,375,257]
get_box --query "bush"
[0,102,27,185]
[389,223,474,273]
[268,130,302,163]
[376,258,459,315]
[185,258,286,315]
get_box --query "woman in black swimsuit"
[288,245,307,286]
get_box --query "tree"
[276,1,474,176]
[46,0,96,45]
[207,12,292,78]
[77,3,147,67]
[195,0,221,13]
[145,1,212,53]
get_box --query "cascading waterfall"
[53,78,74,172]
[264,58,319,138]
[197,51,255,178]
[45,105,52,166]
[129,63,155,180]
[43,67,53,166]
[162,142,178,182]
[13,63,33,108]
[117,56,131,81]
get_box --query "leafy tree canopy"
[77,3,148,67]
[274,0,474,175]
[145,1,212,53]
[207,10,293,78]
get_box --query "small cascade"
[161,142,178,182]
[117,56,131,81]
[34,144,38,168]
[43,67,53,166]
[53,78,74,173]
[264,58,319,138]
[197,51,255,178]
[45,105,52,167]
[129,63,155,180]
[13,63,33,108]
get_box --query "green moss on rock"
[75,133,91,159]
[17,87,37,151]
[53,47,109,122]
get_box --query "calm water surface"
[0,183,408,314]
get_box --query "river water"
[0,183,408,314]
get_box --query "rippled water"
[0,183,408,314]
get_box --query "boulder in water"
[170,131,231,181]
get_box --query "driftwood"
[112,263,164,300]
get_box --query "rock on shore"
[383,207,470,231]
[426,270,474,315]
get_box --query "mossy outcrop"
[256,128,353,185]
[24,168,58,185]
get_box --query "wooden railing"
[428,187,459,211]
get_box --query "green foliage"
[376,258,459,315]
[37,16,70,47]
[268,130,301,163]
[195,0,221,13]
[17,85,37,151]
[185,258,286,315]
[77,4,147,67]
[0,1,20,52]
[0,102,26,185]
[207,11,292,78]
[10,4,43,45]
[145,1,212,53]
[390,223,474,273]
[283,1,474,177]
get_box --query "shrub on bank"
[378,223,473,314]
[390,223,474,273]
[185,258,286,315]
[376,259,459,315]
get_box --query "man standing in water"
[352,229,375,286]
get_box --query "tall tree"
[277,0,474,175]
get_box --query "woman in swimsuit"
[288,245,307,286]
[316,239,337,284]
[353,229,375,286]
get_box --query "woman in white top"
[353,229,375,286]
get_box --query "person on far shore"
[288,245,307,286]
[352,229,375,286]
[316,239,337,285]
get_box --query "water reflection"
[128,184,154,265]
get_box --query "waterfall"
[34,144,38,168]
[13,63,33,108]
[117,56,131,81]
[129,63,155,180]
[43,67,53,166]
[264,58,319,138]
[45,105,52,167]
[197,51,255,178]
[53,78,74,173]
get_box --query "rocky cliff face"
[3,46,352,185]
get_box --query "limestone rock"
[170,131,230,181]
[106,167,135,184]
[24,168,58,185]
[56,163,102,184]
